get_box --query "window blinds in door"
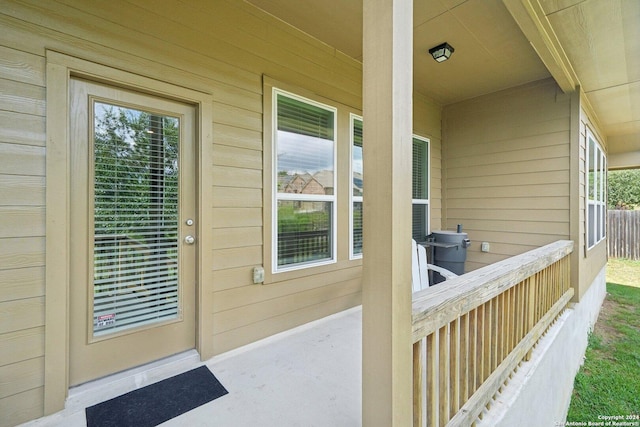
[92,102,180,337]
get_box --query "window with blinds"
[274,90,336,270]
[92,101,180,337]
[587,130,606,249]
[412,136,430,241]
[351,116,363,257]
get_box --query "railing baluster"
[497,293,505,364]
[483,300,492,382]
[511,284,517,350]
[526,277,535,360]
[413,340,423,427]
[460,313,469,403]
[427,332,438,427]
[475,305,484,388]
[491,296,499,371]
[468,308,477,396]
[545,267,551,312]
[504,288,511,357]
[518,283,524,343]
[438,325,450,426]
[533,272,540,323]
[450,317,460,415]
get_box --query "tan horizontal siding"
[0,143,45,176]
[213,277,361,333]
[0,386,43,427]
[0,267,44,303]
[214,266,362,313]
[0,78,45,116]
[0,356,43,399]
[447,183,569,199]
[0,297,44,335]
[452,218,568,235]
[212,187,263,208]
[212,266,259,292]
[0,101,45,420]
[0,112,45,147]
[3,1,263,94]
[447,157,568,179]
[0,327,44,367]
[0,237,44,270]
[213,103,262,131]
[0,206,44,238]
[214,278,361,333]
[448,170,569,188]
[469,229,568,247]
[212,208,263,228]
[447,208,568,223]
[212,144,262,170]
[212,227,263,250]
[0,149,45,427]
[443,79,571,270]
[0,46,45,86]
[466,241,541,259]
[213,166,262,189]
[212,246,263,271]
[212,86,263,115]
[214,123,263,151]
[212,292,361,355]
[0,175,45,206]
[447,196,568,210]
[448,139,569,169]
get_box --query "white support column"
[362,0,413,425]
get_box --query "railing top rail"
[412,239,573,342]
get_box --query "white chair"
[411,239,458,292]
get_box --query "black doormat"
[85,366,228,427]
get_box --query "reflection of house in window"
[280,173,311,193]
[281,170,334,195]
[353,171,363,197]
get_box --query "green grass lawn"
[607,258,640,287]
[566,278,640,420]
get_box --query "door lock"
[185,219,194,226]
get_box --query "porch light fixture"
[429,42,454,62]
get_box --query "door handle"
[184,235,195,245]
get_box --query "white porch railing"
[412,240,574,427]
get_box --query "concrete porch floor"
[21,307,362,427]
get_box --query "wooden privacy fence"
[608,210,640,260]
[411,240,574,427]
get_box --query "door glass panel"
[92,101,180,337]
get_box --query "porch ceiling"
[245,0,640,159]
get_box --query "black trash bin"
[428,227,470,284]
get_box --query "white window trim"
[586,128,606,250]
[350,113,363,260]
[412,134,431,240]
[271,87,338,273]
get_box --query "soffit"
[246,0,639,157]
[246,0,550,105]
[539,0,640,155]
